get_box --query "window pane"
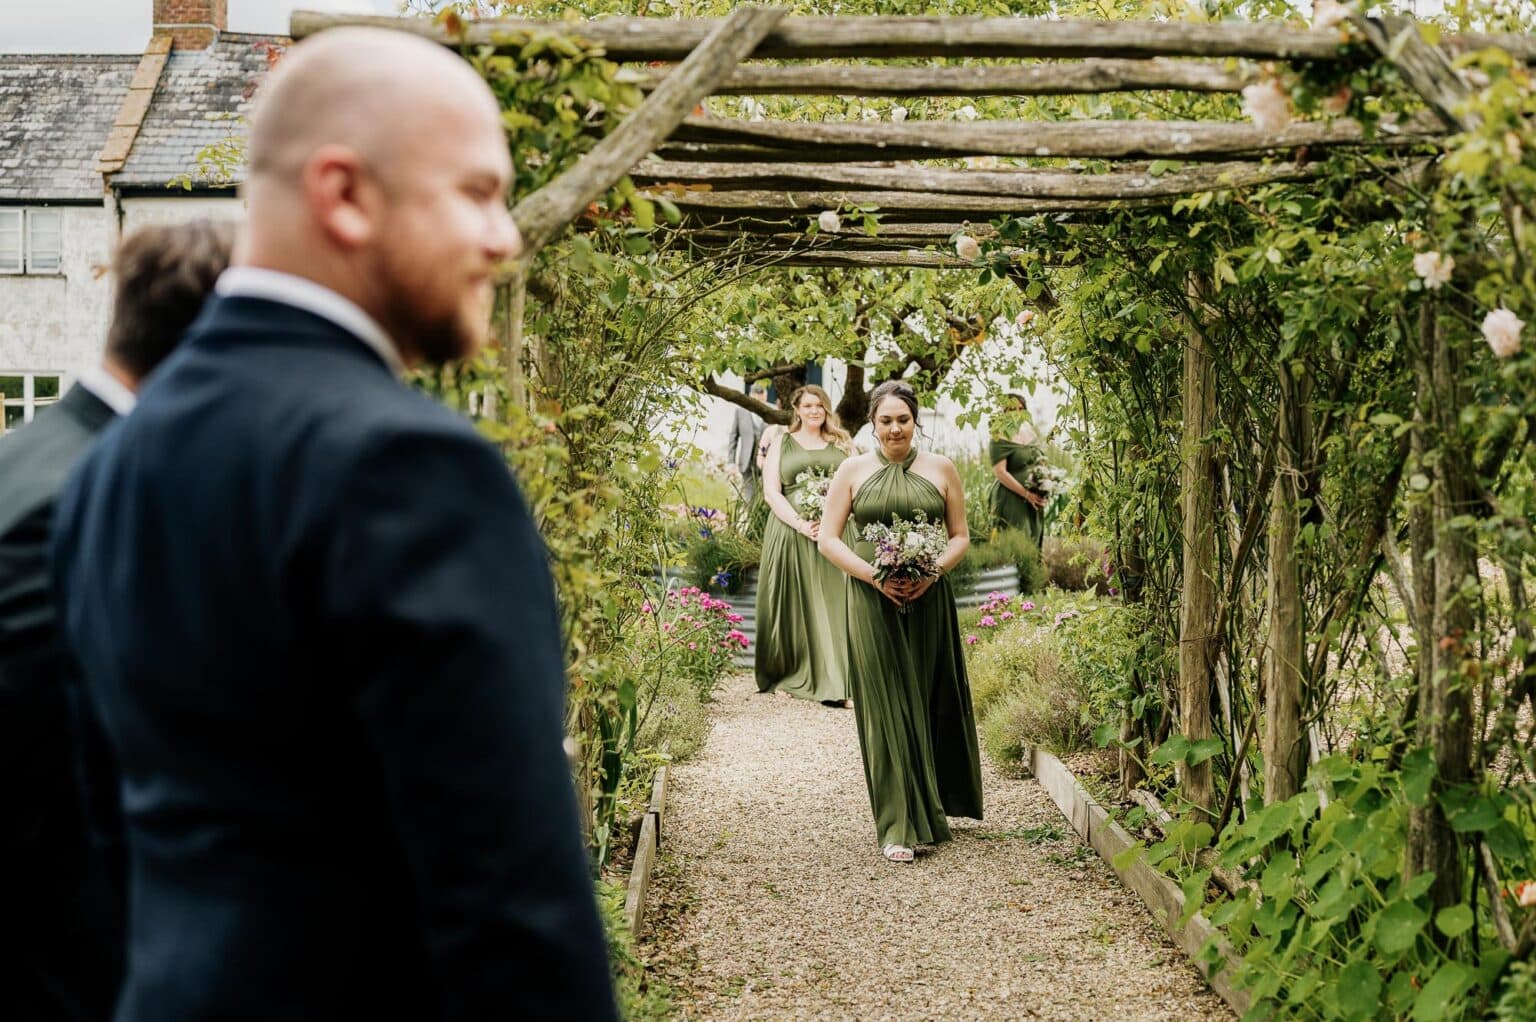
[0,210,21,274]
[0,376,22,400]
[26,209,62,273]
[33,375,60,399]
[3,406,23,431]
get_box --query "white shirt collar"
[214,267,405,376]
[76,365,137,416]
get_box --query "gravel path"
[645,673,1236,1022]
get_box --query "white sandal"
[882,843,915,863]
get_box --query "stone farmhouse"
[0,1,281,433]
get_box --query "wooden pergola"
[291,7,1533,403]
[293,8,1529,259]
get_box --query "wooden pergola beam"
[633,159,1317,199]
[623,59,1252,96]
[510,5,786,252]
[649,189,1155,220]
[1352,13,1475,132]
[664,114,1443,162]
[290,11,1536,63]
[729,250,982,269]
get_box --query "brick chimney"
[152,0,227,51]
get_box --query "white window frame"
[0,208,64,275]
[25,209,62,273]
[0,371,64,434]
[0,210,21,275]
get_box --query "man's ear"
[302,144,374,249]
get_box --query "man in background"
[52,27,616,1021]
[728,381,769,504]
[0,218,235,1021]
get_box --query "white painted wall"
[0,195,245,388]
[0,203,116,384]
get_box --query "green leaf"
[1435,904,1474,939]
[1149,734,1191,766]
[1375,900,1428,956]
[1411,961,1472,1021]
[1402,747,1436,806]
[1187,736,1225,766]
[1448,797,1500,833]
[1337,962,1383,1022]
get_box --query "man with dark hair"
[0,217,235,1021]
[52,27,616,1022]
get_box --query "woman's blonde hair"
[788,384,854,453]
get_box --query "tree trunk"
[1405,296,1477,912]
[1179,293,1218,816]
[1263,360,1306,803]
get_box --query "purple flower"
[965,635,979,645]
[1000,611,1015,620]
[979,615,997,627]
[1021,601,1035,611]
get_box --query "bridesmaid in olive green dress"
[755,385,856,705]
[989,396,1047,548]
[819,380,984,863]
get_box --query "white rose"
[1483,308,1524,358]
[956,104,979,121]
[955,234,981,260]
[1015,309,1035,328]
[1241,80,1293,133]
[818,210,842,233]
[862,107,880,121]
[1312,0,1350,30]
[892,105,908,122]
[1412,251,1454,290]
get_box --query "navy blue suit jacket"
[52,296,617,1021]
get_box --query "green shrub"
[980,674,1093,765]
[1041,534,1109,592]
[965,528,1045,595]
[966,621,1067,716]
[1494,959,1536,1022]
[633,668,712,763]
[597,877,673,1020]
[955,452,997,542]
[683,522,759,594]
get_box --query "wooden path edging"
[623,764,670,936]
[1022,745,1255,1018]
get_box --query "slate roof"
[113,33,287,190]
[0,54,137,200]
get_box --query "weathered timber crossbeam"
[623,59,1253,96]
[632,159,1317,199]
[290,11,1536,63]
[685,225,998,247]
[735,250,984,269]
[510,5,785,252]
[662,114,1444,162]
[647,188,1156,221]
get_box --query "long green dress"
[988,438,1044,547]
[755,434,851,702]
[846,448,984,849]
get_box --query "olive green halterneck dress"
[755,434,851,702]
[846,449,984,849]
[988,439,1044,547]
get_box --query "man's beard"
[375,254,485,367]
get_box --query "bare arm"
[762,433,813,537]
[902,456,972,603]
[992,455,1047,509]
[818,460,904,605]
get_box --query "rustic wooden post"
[510,5,788,256]
[1179,278,1218,817]
[1406,295,1478,913]
[500,262,529,411]
[1263,361,1306,803]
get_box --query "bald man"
[51,28,617,1022]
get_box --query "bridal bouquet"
[861,511,948,612]
[790,466,833,522]
[1024,461,1068,498]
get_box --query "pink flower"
[1020,601,1035,611]
[1516,880,1536,907]
[979,615,997,627]
[727,613,744,623]
[662,623,673,633]
[641,601,654,614]
[1001,611,1015,620]
[688,642,698,650]
[1484,308,1524,358]
[1241,79,1292,133]
[965,635,979,645]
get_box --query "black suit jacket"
[0,383,125,1021]
[53,296,618,1022]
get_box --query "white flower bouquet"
[1024,462,1068,497]
[861,511,948,611]
[790,466,833,522]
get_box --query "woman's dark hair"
[867,380,920,425]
